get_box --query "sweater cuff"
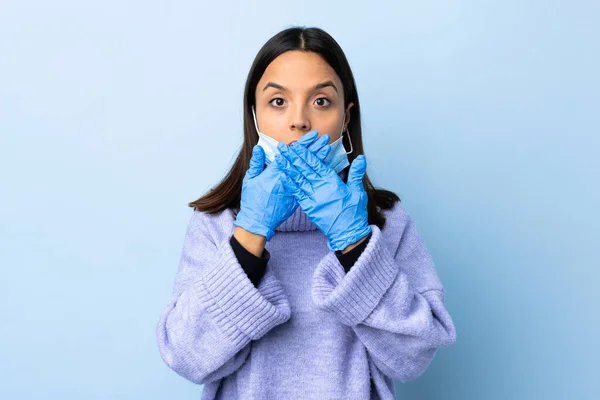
[194,236,291,344]
[311,224,398,326]
[230,234,270,287]
[335,232,372,272]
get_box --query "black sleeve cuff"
[230,234,270,287]
[335,232,372,273]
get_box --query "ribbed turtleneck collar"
[275,205,318,232]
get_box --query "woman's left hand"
[275,141,372,252]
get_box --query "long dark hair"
[189,26,400,230]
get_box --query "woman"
[156,26,457,400]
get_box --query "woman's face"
[254,50,354,145]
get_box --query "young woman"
[156,26,457,400]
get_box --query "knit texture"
[156,201,457,399]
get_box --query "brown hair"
[189,26,401,230]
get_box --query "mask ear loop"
[251,105,261,134]
[341,109,354,155]
[344,128,353,155]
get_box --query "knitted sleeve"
[311,210,457,383]
[156,210,291,385]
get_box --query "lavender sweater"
[156,200,457,399]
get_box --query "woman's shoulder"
[377,201,444,289]
[377,200,432,255]
[189,206,236,223]
[379,200,413,231]
[184,207,236,243]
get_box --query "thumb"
[347,155,367,192]
[246,145,265,179]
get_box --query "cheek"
[317,125,342,144]
[314,115,344,143]
[261,119,294,143]
[259,113,342,144]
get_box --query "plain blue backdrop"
[1,1,598,399]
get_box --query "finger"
[246,145,265,179]
[314,143,332,160]
[347,155,367,191]
[294,130,319,147]
[275,153,313,196]
[307,134,331,161]
[278,142,321,182]
[293,131,330,161]
[279,169,308,202]
[289,141,333,178]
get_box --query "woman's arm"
[156,211,291,384]
[233,226,267,257]
[311,215,457,382]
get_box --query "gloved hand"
[233,131,332,240]
[275,141,372,252]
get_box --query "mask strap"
[251,106,261,133]
[341,111,353,155]
[344,128,353,155]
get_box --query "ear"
[343,102,354,130]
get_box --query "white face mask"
[251,106,352,174]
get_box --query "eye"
[314,97,331,107]
[268,98,285,107]
[268,97,331,108]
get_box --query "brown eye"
[269,98,285,107]
[315,97,331,107]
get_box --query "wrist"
[329,225,372,253]
[234,210,274,240]
[340,234,369,254]
[233,226,267,257]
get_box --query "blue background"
[1,1,598,399]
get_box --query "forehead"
[258,51,341,91]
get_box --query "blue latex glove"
[233,131,332,240]
[275,141,372,252]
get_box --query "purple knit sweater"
[156,200,457,399]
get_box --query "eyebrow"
[262,80,339,93]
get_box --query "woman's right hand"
[233,131,332,240]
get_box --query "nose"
[290,107,310,132]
